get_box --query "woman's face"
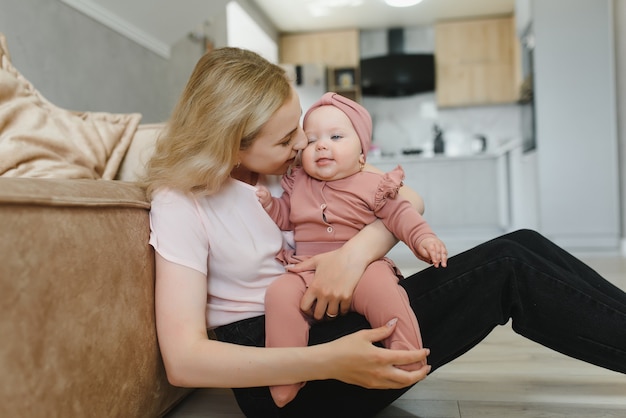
[238,87,307,176]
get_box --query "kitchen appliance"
[433,124,445,154]
[360,54,435,97]
[519,24,536,152]
[360,28,435,97]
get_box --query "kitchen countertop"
[367,138,522,164]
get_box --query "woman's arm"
[155,254,430,388]
[292,163,425,320]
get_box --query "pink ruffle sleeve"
[373,165,405,212]
[279,165,301,195]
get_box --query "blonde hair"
[143,47,291,198]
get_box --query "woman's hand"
[289,217,401,321]
[320,319,431,388]
[288,246,363,320]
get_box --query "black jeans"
[214,229,626,418]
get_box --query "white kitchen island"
[368,142,520,265]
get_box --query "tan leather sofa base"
[0,178,191,417]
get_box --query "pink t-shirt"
[149,177,289,329]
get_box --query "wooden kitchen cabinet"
[279,29,360,67]
[280,29,361,101]
[435,16,521,107]
[327,66,361,102]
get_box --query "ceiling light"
[307,0,364,17]
[384,0,424,7]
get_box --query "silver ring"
[326,312,338,318]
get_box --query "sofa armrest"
[0,178,190,417]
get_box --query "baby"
[256,92,447,407]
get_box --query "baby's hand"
[418,237,448,268]
[255,185,273,211]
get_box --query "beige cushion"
[116,123,163,182]
[0,33,141,180]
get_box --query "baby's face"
[301,106,364,182]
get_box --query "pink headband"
[303,92,372,161]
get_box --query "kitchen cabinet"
[435,16,521,107]
[280,29,362,102]
[326,66,361,102]
[279,29,360,67]
[370,150,513,260]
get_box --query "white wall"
[615,0,626,252]
[533,0,620,250]
[0,0,279,123]
[1,0,206,123]
[227,1,278,63]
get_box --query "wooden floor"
[165,253,626,418]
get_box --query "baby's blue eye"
[331,135,342,141]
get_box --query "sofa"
[0,34,192,417]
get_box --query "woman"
[144,47,626,418]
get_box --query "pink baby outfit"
[263,164,435,363]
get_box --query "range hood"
[360,28,435,97]
[388,27,406,54]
